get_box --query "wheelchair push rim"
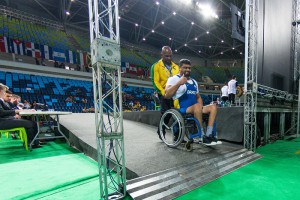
[159,109,185,147]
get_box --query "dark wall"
[257,0,293,92]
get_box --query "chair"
[0,127,28,151]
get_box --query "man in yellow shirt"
[150,46,179,140]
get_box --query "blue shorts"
[179,102,198,114]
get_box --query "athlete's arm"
[165,76,187,99]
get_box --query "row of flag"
[0,36,88,66]
[122,62,150,77]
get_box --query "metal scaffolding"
[243,0,258,151]
[88,0,126,199]
[291,0,300,137]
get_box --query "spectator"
[82,107,89,113]
[228,75,238,105]
[88,106,95,113]
[41,58,46,66]
[65,96,73,102]
[76,64,81,71]
[54,61,59,68]
[23,100,31,109]
[35,58,40,65]
[59,62,65,69]
[85,64,89,72]
[221,82,229,102]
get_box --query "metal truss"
[88,0,126,199]
[291,0,300,137]
[243,0,258,151]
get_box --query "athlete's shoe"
[210,135,222,144]
[202,136,216,146]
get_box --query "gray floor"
[59,113,243,177]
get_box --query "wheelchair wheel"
[159,109,185,148]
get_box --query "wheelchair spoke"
[170,121,178,129]
[163,122,170,130]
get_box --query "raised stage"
[59,108,261,199]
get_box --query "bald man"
[150,46,179,140]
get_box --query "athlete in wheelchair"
[160,59,221,150]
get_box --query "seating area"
[1,71,94,112]
[228,67,244,83]
[0,15,73,51]
[191,66,245,84]
[0,71,159,112]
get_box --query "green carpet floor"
[0,137,130,200]
[1,136,299,200]
[175,137,300,200]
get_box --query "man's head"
[232,75,236,80]
[3,90,13,103]
[12,94,21,106]
[0,84,7,99]
[179,59,192,78]
[161,46,172,65]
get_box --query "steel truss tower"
[291,0,300,137]
[88,0,126,199]
[244,0,259,151]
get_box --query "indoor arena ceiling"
[0,0,245,59]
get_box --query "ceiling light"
[221,40,224,43]
[135,23,138,26]
[184,44,187,46]
[175,49,178,52]
[151,30,155,33]
[118,16,121,19]
[196,3,218,19]
[206,31,209,34]
[232,47,235,50]
[156,1,159,5]
[195,37,198,40]
[173,12,176,15]
[71,0,75,2]
[143,38,146,41]
[161,21,164,24]
[198,50,201,53]
[191,22,194,25]
[65,11,70,15]
[240,52,243,54]
[209,46,212,48]
[221,52,223,54]
[169,37,172,40]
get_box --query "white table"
[20,111,72,150]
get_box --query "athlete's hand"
[178,74,187,85]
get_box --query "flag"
[25,42,41,58]
[65,50,76,64]
[129,63,137,74]
[137,67,144,76]
[0,36,9,53]
[11,39,25,55]
[53,48,66,62]
[40,45,53,60]
[79,52,87,66]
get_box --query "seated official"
[0,85,40,148]
[164,59,218,145]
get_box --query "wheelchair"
[158,109,219,151]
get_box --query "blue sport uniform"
[176,75,198,114]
